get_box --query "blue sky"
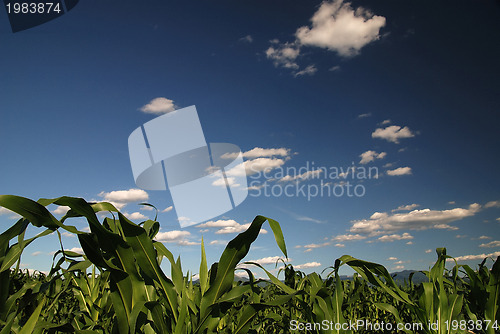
[1,0,499,278]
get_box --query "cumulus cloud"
[350,204,481,236]
[279,169,323,183]
[222,147,290,160]
[479,240,500,248]
[265,42,300,70]
[197,219,267,235]
[140,97,177,114]
[248,256,287,265]
[52,206,70,215]
[98,189,149,210]
[392,204,419,212]
[377,233,413,242]
[447,251,500,262]
[332,234,367,242]
[155,230,199,246]
[0,207,21,220]
[266,0,385,74]
[124,212,147,221]
[359,150,387,164]
[485,201,500,208]
[295,262,321,269]
[372,125,415,143]
[163,206,173,213]
[387,167,412,176]
[295,0,386,57]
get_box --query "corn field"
[0,195,498,333]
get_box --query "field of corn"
[0,195,498,333]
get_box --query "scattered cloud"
[0,207,21,219]
[155,230,199,246]
[485,201,500,208]
[52,206,70,215]
[479,235,492,240]
[425,249,432,253]
[222,147,290,160]
[381,119,391,125]
[297,242,331,252]
[329,65,341,72]
[124,212,148,221]
[279,169,323,183]
[266,0,386,74]
[372,125,415,143]
[239,158,287,176]
[479,240,500,248]
[31,251,42,256]
[62,232,75,238]
[294,65,318,77]
[387,167,412,176]
[197,219,267,235]
[334,243,345,248]
[295,0,386,57]
[392,204,419,212]
[332,234,367,242]
[357,113,371,119]
[248,256,286,265]
[239,35,253,43]
[359,150,386,164]
[295,262,321,269]
[387,257,398,260]
[163,206,173,213]
[265,42,300,70]
[66,247,83,254]
[98,189,149,210]
[140,97,177,114]
[350,204,481,236]
[392,265,405,271]
[447,251,500,262]
[197,219,239,228]
[377,233,413,242]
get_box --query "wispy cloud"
[392,204,419,212]
[479,240,500,248]
[239,35,253,43]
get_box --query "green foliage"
[0,194,498,333]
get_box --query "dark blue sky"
[1,0,499,276]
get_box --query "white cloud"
[215,223,267,235]
[31,251,43,256]
[329,65,341,72]
[425,249,432,253]
[381,119,391,125]
[302,242,331,251]
[249,256,286,265]
[0,207,21,219]
[222,147,290,160]
[357,113,371,118]
[52,206,70,215]
[334,243,345,248]
[163,206,173,213]
[377,233,413,242]
[197,219,239,228]
[66,247,83,254]
[479,235,492,240]
[387,257,398,260]
[485,201,500,208]
[295,0,386,57]
[265,42,300,70]
[479,240,500,248]
[155,230,198,246]
[98,189,149,210]
[350,204,481,236]
[294,65,318,77]
[62,232,75,238]
[124,212,147,221]
[238,158,286,176]
[392,265,405,271]
[209,240,227,245]
[140,97,176,114]
[392,204,419,212]
[332,234,367,242]
[279,169,323,183]
[359,150,387,164]
[372,125,415,144]
[447,251,500,262]
[387,167,412,176]
[295,262,321,269]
